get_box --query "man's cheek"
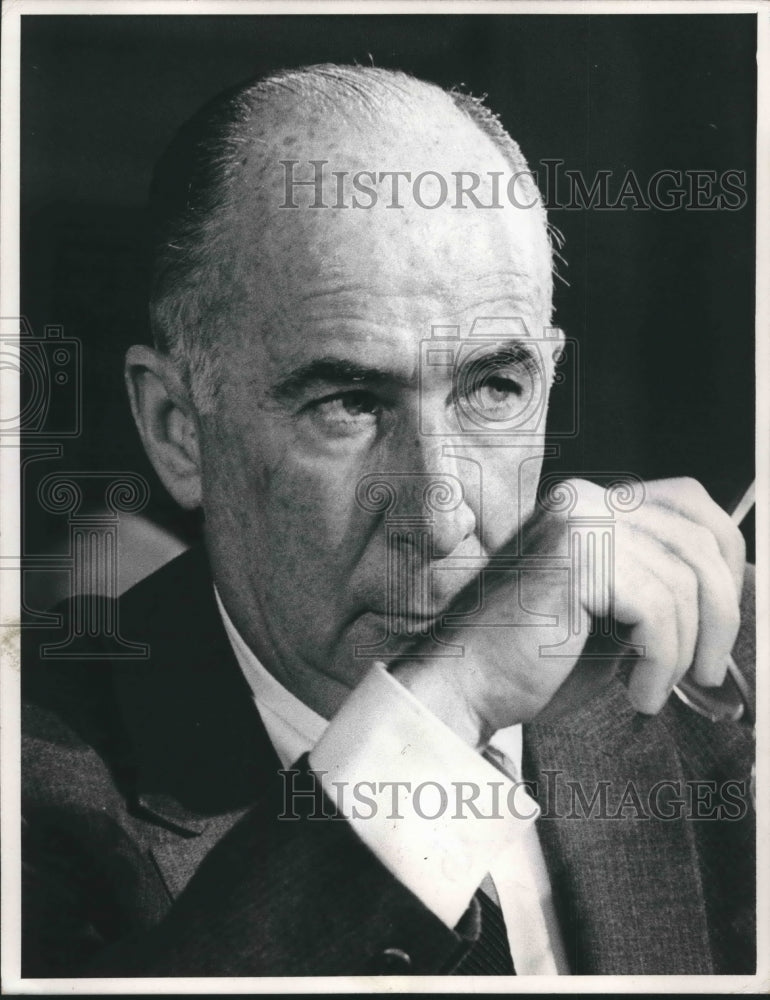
[268,463,366,551]
[266,485,358,584]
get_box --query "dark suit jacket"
[22,547,756,977]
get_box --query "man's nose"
[389,433,477,559]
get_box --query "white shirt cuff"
[309,662,540,928]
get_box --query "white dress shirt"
[215,589,569,975]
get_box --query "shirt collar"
[214,587,327,768]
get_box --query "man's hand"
[391,477,745,751]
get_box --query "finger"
[620,505,739,688]
[625,608,680,715]
[641,477,746,601]
[578,522,698,678]
[607,538,696,713]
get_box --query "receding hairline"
[216,76,546,249]
[206,66,536,217]
[148,64,555,414]
[235,64,466,123]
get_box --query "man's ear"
[125,345,202,510]
[548,326,566,380]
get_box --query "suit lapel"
[110,547,284,896]
[147,807,252,899]
[523,671,713,975]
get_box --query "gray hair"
[148,64,555,414]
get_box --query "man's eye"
[310,390,382,434]
[463,375,524,416]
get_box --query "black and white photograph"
[1,2,766,991]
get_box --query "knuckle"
[678,475,709,501]
[675,561,699,606]
[690,523,720,559]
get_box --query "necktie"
[452,878,516,975]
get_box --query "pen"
[672,480,755,725]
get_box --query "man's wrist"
[388,658,489,753]
[310,662,540,929]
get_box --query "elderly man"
[22,65,755,977]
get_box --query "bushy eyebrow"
[270,339,545,404]
[458,341,544,376]
[269,358,408,403]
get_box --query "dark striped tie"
[452,884,516,975]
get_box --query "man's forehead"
[296,263,542,307]
[228,167,549,312]
[226,210,550,374]
[214,83,552,368]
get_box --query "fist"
[392,477,745,749]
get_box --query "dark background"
[20,14,757,579]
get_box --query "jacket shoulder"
[22,547,213,798]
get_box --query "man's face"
[199,106,557,718]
